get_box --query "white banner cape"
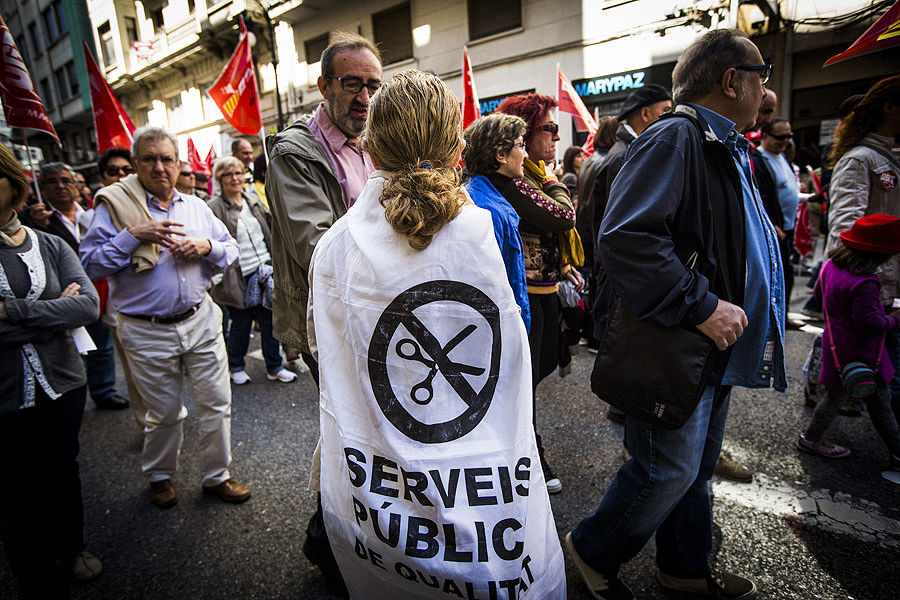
[309,172,566,599]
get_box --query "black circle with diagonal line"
[367,280,502,444]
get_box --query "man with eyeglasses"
[81,126,248,510]
[18,163,130,412]
[265,30,381,596]
[752,118,805,329]
[567,30,781,600]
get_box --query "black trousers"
[0,385,87,600]
[299,352,347,596]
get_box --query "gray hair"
[672,29,752,103]
[38,162,74,187]
[131,125,179,159]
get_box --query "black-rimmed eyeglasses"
[325,75,382,94]
[735,64,773,85]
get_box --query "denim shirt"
[466,175,530,331]
[690,104,787,391]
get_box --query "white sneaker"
[546,476,562,494]
[230,370,251,385]
[267,368,297,383]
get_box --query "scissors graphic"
[395,324,486,405]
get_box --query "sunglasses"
[105,165,134,176]
[539,122,559,135]
[179,171,195,177]
[767,133,793,141]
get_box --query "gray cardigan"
[0,228,99,412]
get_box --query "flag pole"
[21,127,45,206]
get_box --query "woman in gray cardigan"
[0,145,102,597]
[208,157,296,384]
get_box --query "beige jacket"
[92,174,156,272]
[826,133,900,304]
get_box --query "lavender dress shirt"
[79,190,239,317]
[309,103,374,207]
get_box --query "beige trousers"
[116,297,232,486]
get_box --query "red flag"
[82,41,134,154]
[462,47,480,130]
[187,138,209,175]
[205,146,217,195]
[824,1,900,66]
[208,18,262,135]
[0,16,59,144]
[558,66,596,133]
[581,107,600,157]
[205,145,217,173]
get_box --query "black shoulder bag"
[590,251,717,429]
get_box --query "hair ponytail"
[363,70,467,250]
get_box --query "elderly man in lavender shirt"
[80,126,249,510]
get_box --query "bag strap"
[858,143,900,172]
[820,267,886,371]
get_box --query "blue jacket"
[596,106,749,385]
[466,175,530,331]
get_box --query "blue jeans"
[227,305,282,374]
[83,316,117,402]
[571,384,731,578]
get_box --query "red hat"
[839,213,900,255]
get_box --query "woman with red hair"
[497,93,583,495]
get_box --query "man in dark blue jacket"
[566,29,785,600]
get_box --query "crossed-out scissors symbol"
[395,323,486,405]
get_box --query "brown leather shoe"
[149,479,178,509]
[203,478,251,503]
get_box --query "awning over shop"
[824,0,900,66]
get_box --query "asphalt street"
[1,288,898,600]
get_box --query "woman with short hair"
[497,93,582,494]
[209,156,296,384]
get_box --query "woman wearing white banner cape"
[308,70,566,599]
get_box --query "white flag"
[310,173,566,600]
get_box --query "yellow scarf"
[522,159,584,267]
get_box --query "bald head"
[755,89,778,128]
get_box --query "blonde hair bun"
[363,70,466,250]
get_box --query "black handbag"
[590,284,717,430]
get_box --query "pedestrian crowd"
[0,26,898,600]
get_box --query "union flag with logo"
[208,17,262,135]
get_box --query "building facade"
[2,1,895,179]
[1,0,97,173]
[84,0,290,173]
